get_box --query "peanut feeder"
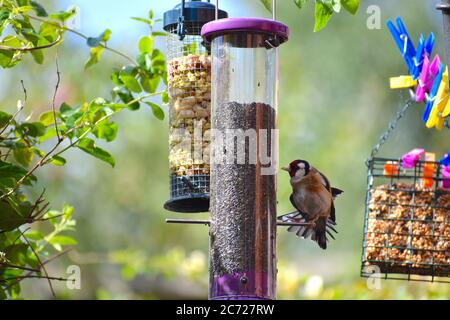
[163,1,227,213]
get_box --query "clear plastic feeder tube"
[202,18,289,300]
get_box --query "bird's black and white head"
[282,160,310,179]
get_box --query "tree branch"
[52,52,62,142]
[0,34,62,52]
[20,230,55,297]
[49,91,164,160]
[0,263,40,273]
[27,15,137,66]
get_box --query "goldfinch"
[280,160,343,250]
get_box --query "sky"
[58,0,265,46]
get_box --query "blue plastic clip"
[387,17,417,76]
[424,32,435,57]
[413,33,436,79]
[441,153,450,166]
[412,34,425,79]
[423,63,445,123]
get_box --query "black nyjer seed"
[210,102,277,277]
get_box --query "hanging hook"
[177,0,186,41]
[215,0,219,20]
[272,0,277,20]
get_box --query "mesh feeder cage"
[163,1,228,213]
[202,17,289,299]
[361,157,450,282]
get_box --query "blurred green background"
[1,0,449,299]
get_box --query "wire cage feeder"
[361,105,450,282]
[163,1,228,213]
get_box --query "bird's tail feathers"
[314,217,328,250]
[280,214,312,239]
[313,217,339,250]
[278,211,302,221]
[280,212,338,248]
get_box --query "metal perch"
[165,218,313,227]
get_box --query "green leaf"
[145,102,165,121]
[294,0,308,9]
[101,29,112,42]
[24,230,44,240]
[120,74,142,93]
[136,53,152,71]
[13,147,33,167]
[0,201,30,231]
[87,29,112,47]
[49,6,77,22]
[49,155,66,166]
[162,91,169,104]
[39,21,60,42]
[30,1,48,17]
[77,138,115,167]
[31,49,44,64]
[138,36,153,54]
[93,122,118,142]
[341,0,359,15]
[151,49,165,70]
[19,122,46,137]
[4,243,28,265]
[0,177,15,190]
[0,36,23,68]
[112,87,140,111]
[314,1,334,32]
[152,32,167,37]
[48,236,77,246]
[85,46,104,70]
[140,75,160,94]
[131,17,153,25]
[0,160,36,185]
[38,127,57,143]
[260,0,272,12]
[39,110,59,127]
[0,111,12,128]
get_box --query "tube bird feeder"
[202,16,289,300]
[163,1,228,213]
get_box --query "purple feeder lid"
[201,17,289,45]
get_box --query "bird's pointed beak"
[281,166,290,172]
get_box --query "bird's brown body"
[281,160,342,250]
[290,169,333,224]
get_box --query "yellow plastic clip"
[426,67,449,130]
[389,75,417,89]
[442,91,450,118]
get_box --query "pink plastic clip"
[442,166,450,189]
[416,55,441,103]
[402,148,425,169]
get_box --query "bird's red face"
[282,160,310,178]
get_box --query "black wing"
[330,202,336,223]
[317,170,344,199]
[317,171,331,191]
[331,187,344,199]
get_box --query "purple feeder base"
[210,271,275,300]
